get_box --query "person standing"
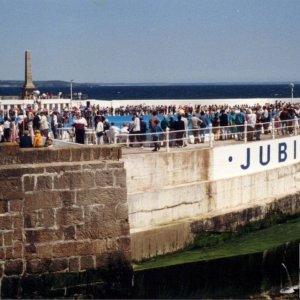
[108,122,120,143]
[168,114,176,147]
[32,112,41,131]
[0,121,3,142]
[235,109,246,141]
[51,111,59,139]
[131,113,141,146]
[181,112,189,146]
[95,116,104,144]
[219,109,229,140]
[149,111,159,131]
[174,115,185,147]
[151,119,162,152]
[39,112,49,138]
[3,117,11,142]
[246,109,256,141]
[188,113,202,144]
[72,113,87,144]
[160,115,169,147]
[199,111,209,143]
[139,116,147,146]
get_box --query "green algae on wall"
[133,218,300,299]
[134,216,300,270]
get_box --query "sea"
[0,83,297,100]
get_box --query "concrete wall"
[0,143,132,298]
[124,138,300,261]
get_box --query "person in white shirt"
[246,109,256,141]
[130,113,141,146]
[39,112,49,137]
[95,116,104,144]
[181,112,189,146]
[119,123,129,144]
[108,122,120,143]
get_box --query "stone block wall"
[0,143,132,298]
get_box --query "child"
[33,130,44,147]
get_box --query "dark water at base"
[133,240,299,299]
[0,83,296,100]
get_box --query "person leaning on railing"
[168,114,176,147]
[246,109,256,141]
[199,111,209,143]
[228,110,237,139]
[279,108,289,135]
[219,109,229,140]
[255,113,263,141]
[212,112,220,141]
[235,109,246,141]
[188,113,202,144]
[160,115,169,147]
[174,115,185,147]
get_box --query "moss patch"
[134,216,300,271]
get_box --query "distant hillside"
[0,80,72,88]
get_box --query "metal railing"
[55,117,300,151]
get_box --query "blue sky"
[1,0,299,83]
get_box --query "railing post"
[126,134,129,148]
[294,116,298,136]
[114,134,117,144]
[185,128,188,146]
[166,127,170,152]
[209,124,213,148]
[244,121,247,143]
[272,118,275,139]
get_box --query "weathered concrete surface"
[130,191,300,261]
[0,143,131,298]
[124,147,300,261]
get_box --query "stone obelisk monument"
[22,49,36,99]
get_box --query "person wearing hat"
[19,130,33,148]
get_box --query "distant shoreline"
[0,80,299,88]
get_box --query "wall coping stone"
[0,143,122,165]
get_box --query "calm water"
[0,83,296,100]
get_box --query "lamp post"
[289,83,294,103]
[70,80,74,109]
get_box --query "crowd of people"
[74,100,300,150]
[0,100,299,151]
